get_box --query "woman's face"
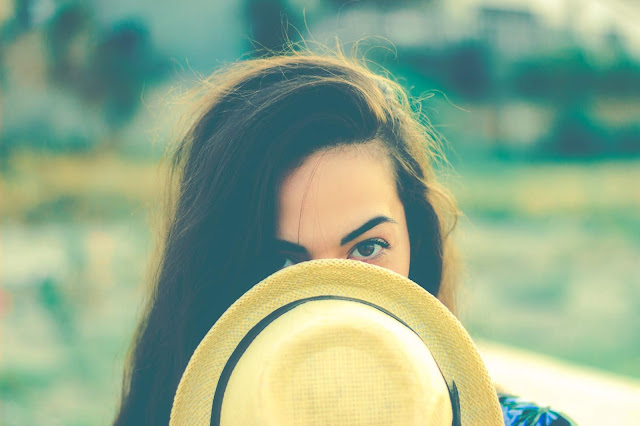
[277,143,411,277]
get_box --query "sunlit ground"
[2,155,639,424]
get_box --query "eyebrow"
[274,239,309,255]
[276,215,397,254]
[340,216,396,246]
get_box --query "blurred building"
[311,0,639,60]
[477,7,542,59]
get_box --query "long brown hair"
[115,49,460,425]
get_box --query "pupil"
[359,244,375,257]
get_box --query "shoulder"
[498,393,577,426]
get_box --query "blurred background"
[1,0,639,424]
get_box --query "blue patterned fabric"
[499,393,576,425]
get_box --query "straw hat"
[170,259,503,425]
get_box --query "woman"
[114,50,572,425]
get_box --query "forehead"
[277,143,401,242]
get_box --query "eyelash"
[348,238,390,261]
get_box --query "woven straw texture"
[170,259,503,425]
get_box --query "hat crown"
[220,299,453,425]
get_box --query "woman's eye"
[350,239,388,260]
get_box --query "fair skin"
[277,142,411,277]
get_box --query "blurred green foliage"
[1,1,169,155]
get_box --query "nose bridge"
[299,219,344,261]
[310,251,344,261]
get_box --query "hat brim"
[170,259,503,425]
